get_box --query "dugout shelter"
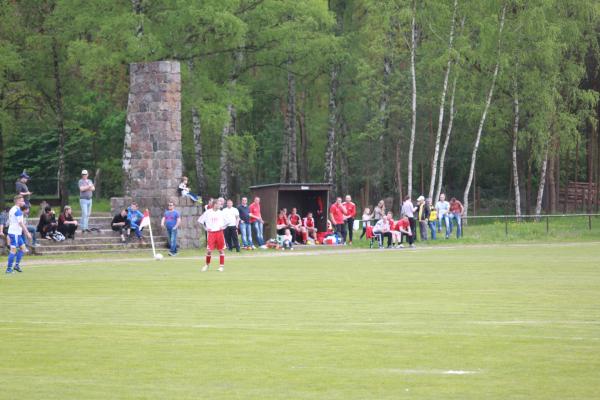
[249,183,333,239]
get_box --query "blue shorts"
[8,234,25,248]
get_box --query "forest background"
[0,0,599,217]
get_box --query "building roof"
[249,183,333,190]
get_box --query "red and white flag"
[139,209,151,228]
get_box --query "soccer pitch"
[1,244,599,399]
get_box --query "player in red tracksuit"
[198,201,227,272]
[302,212,317,242]
[342,195,356,245]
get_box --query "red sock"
[219,254,225,266]
[205,255,211,265]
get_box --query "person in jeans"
[427,198,437,240]
[161,201,181,256]
[237,197,254,250]
[15,172,32,207]
[127,202,146,244]
[222,199,240,252]
[249,197,267,249]
[78,169,95,232]
[401,195,417,241]
[435,193,451,239]
[449,197,464,238]
[343,195,356,244]
[416,195,430,241]
[21,205,39,247]
[329,197,347,244]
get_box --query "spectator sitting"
[21,205,39,247]
[302,212,317,242]
[127,202,146,244]
[37,206,58,240]
[387,211,401,247]
[281,229,293,250]
[58,205,78,240]
[288,207,303,244]
[276,209,295,242]
[373,214,393,249]
[0,206,9,249]
[178,176,200,202]
[15,172,32,207]
[360,207,373,239]
[395,214,415,248]
[111,208,130,242]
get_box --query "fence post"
[589,215,592,230]
[546,216,549,234]
[505,216,508,237]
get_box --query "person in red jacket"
[329,197,347,244]
[395,215,415,248]
[342,195,356,245]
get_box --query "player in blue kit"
[6,195,32,274]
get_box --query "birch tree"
[428,0,457,200]
[511,72,521,218]
[435,72,458,202]
[463,3,507,217]
[407,0,417,198]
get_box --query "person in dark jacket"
[58,206,78,239]
[417,195,430,241]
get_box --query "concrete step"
[32,240,169,255]
[36,235,168,245]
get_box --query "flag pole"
[145,209,157,257]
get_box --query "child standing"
[360,207,373,239]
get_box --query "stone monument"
[112,60,203,248]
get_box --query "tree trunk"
[587,123,594,212]
[535,144,549,218]
[298,91,308,182]
[286,60,298,183]
[132,0,143,37]
[52,38,68,208]
[526,145,533,215]
[463,4,506,217]
[511,74,522,218]
[280,98,289,183]
[192,106,206,195]
[547,144,556,213]
[395,138,403,206]
[339,118,349,195]
[435,72,458,202]
[407,0,417,198]
[219,104,235,198]
[324,65,339,185]
[428,0,457,199]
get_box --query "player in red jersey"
[302,212,317,242]
[329,197,347,243]
[342,195,356,244]
[288,207,303,244]
[395,214,415,248]
[197,200,227,272]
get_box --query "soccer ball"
[154,253,164,260]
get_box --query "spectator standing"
[0,206,9,249]
[37,206,58,239]
[111,208,130,243]
[237,197,254,250]
[360,207,373,239]
[401,195,417,241]
[58,205,78,240]
[222,199,240,252]
[21,205,39,247]
[15,172,32,207]
[127,202,146,244]
[373,200,385,224]
[435,193,451,239]
[417,196,430,241]
[329,197,347,244]
[249,197,267,249]
[449,197,464,238]
[161,201,181,256]
[78,169,95,233]
[343,195,357,245]
[427,198,437,240]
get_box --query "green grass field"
[1,244,600,399]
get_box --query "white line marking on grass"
[387,369,480,375]
[470,320,600,326]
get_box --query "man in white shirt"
[222,199,240,252]
[6,195,32,274]
[435,193,451,239]
[198,201,227,272]
[372,214,392,249]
